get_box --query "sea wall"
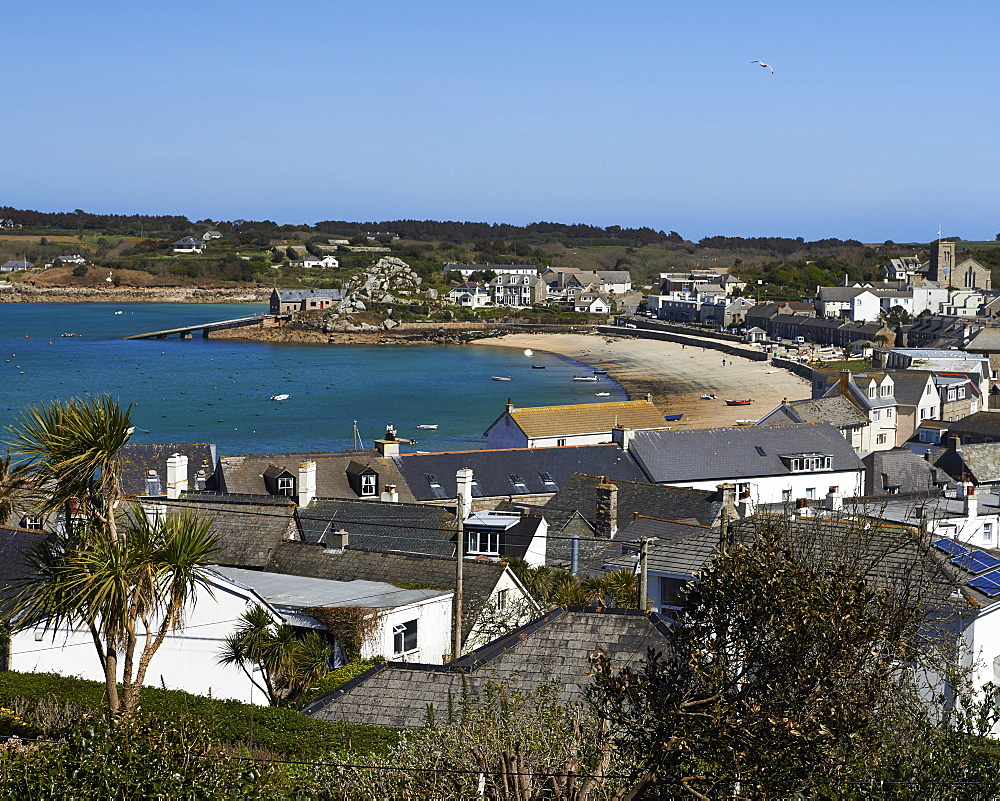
[0,285,270,303]
[596,325,768,361]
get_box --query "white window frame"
[393,620,418,656]
[468,530,501,555]
[276,476,294,496]
[360,473,376,496]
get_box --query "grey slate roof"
[217,449,415,502]
[119,443,216,497]
[762,396,869,429]
[964,328,1000,353]
[296,498,457,557]
[211,566,449,612]
[393,444,646,501]
[936,443,1000,484]
[629,422,862,483]
[944,412,1000,440]
[274,288,343,302]
[0,526,49,616]
[266,541,522,644]
[884,371,934,407]
[303,607,675,727]
[862,448,950,495]
[164,493,298,567]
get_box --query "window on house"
[361,473,376,496]
[496,588,508,611]
[21,516,42,530]
[556,438,567,446]
[985,523,994,542]
[393,620,418,655]
[876,433,888,445]
[805,488,815,500]
[659,576,689,611]
[468,530,501,555]
[880,385,892,397]
[886,408,893,418]
[872,410,881,421]
[509,473,529,494]
[868,386,877,398]
[782,489,792,502]
[276,476,294,496]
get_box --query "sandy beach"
[478,333,810,430]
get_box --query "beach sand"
[479,333,810,430]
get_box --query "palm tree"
[6,394,133,542]
[14,508,219,715]
[218,604,332,707]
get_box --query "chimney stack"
[611,426,634,451]
[824,487,842,512]
[795,497,811,517]
[839,369,851,394]
[456,468,474,516]
[297,460,316,508]
[380,483,399,503]
[375,438,400,457]
[717,483,739,519]
[506,398,514,414]
[595,478,618,538]
[165,453,188,500]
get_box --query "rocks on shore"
[0,285,270,303]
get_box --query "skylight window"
[539,471,559,491]
[755,446,766,456]
[423,473,448,500]
[509,473,530,494]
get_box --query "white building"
[11,567,453,703]
[448,282,491,308]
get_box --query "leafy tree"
[881,304,914,325]
[588,514,998,798]
[6,396,219,716]
[218,604,332,707]
[71,264,88,277]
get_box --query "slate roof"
[490,400,668,439]
[266,541,524,643]
[862,448,950,495]
[0,526,49,616]
[629,422,862,483]
[216,449,415,502]
[273,288,343,302]
[1,260,32,271]
[943,412,1000,439]
[936,443,1000,484]
[161,493,298,567]
[296,498,457,557]
[592,516,713,575]
[818,287,866,301]
[118,443,216,497]
[761,397,869,429]
[964,328,1000,353]
[393,444,646,501]
[542,473,724,526]
[594,271,632,284]
[884,371,935,407]
[303,607,676,727]
[173,237,203,248]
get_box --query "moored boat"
[735,419,758,426]
[663,414,683,421]
[593,370,608,375]
[725,399,753,406]
[491,376,512,381]
[700,394,716,400]
[595,392,610,396]
[269,394,290,401]
[573,375,599,382]
[531,365,546,369]
[416,424,438,430]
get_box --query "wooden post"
[638,537,649,612]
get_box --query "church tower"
[929,240,954,284]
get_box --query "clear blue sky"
[6,1,1000,242]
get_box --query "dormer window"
[21,516,42,531]
[361,473,376,496]
[879,384,892,397]
[868,385,877,399]
[276,476,295,496]
[781,453,833,472]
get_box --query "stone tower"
[930,240,955,283]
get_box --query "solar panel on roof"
[968,571,1000,597]
[952,550,1000,575]
[932,538,971,558]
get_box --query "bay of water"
[0,303,627,454]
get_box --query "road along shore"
[476,333,810,430]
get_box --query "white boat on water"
[269,394,290,401]
[492,376,512,381]
[595,392,610,396]
[573,375,599,382]
[416,424,438,430]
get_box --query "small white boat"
[700,394,716,400]
[595,392,610,396]
[523,349,533,357]
[573,375,599,382]
[416,424,438,430]
[269,394,290,401]
[491,376,512,381]
[765,369,780,374]
[114,310,123,315]
[60,333,75,337]
[735,419,758,426]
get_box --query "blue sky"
[5,1,1000,241]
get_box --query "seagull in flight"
[751,60,774,74]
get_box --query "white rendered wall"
[364,594,454,665]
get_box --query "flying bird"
[751,60,774,74]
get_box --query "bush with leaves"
[0,710,271,799]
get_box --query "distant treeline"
[0,207,192,233]
[315,219,683,245]
[698,235,863,255]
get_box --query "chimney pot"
[595,480,618,538]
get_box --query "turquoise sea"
[0,303,626,454]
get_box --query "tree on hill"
[5,395,220,715]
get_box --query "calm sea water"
[0,303,626,454]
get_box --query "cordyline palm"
[14,507,219,715]
[5,394,133,542]
[219,604,332,707]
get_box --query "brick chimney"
[595,478,618,538]
[506,398,514,414]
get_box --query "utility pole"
[453,468,473,660]
[638,537,649,612]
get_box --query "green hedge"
[0,671,398,759]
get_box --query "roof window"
[509,473,530,494]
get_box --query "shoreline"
[0,286,271,303]
[476,333,810,430]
